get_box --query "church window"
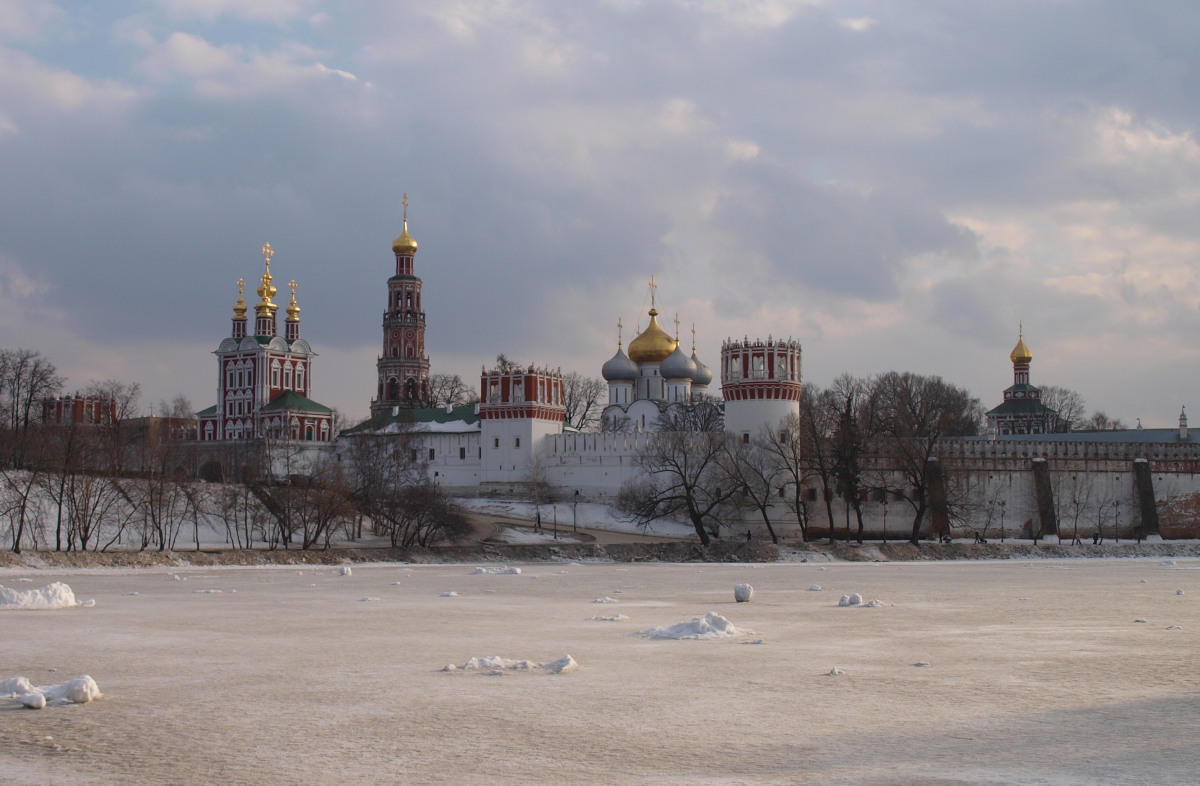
[305,425,314,441]
[320,421,329,440]
[271,361,281,388]
[459,447,466,460]
[388,378,399,400]
[296,365,305,392]
[429,448,435,460]
[742,433,750,444]
[226,368,235,389]
[284,364,293,389]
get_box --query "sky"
[1,0,1198,427]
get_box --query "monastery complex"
[175,205,1200,541]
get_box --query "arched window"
[295,364,305,392]
[387,377,399,401]
[283,363,293,390]
[271,360,281,388]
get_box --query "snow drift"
[0,582,90,610]
[442,655,578,674]
[634,611,747,640]
[1,675,102,709]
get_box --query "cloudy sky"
[2,0,1198,427]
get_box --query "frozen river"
[2,559,1197,784]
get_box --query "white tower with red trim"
[479,365,565,479]
[720,336,803,440]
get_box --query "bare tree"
[1039,385,1086,431]
[426,373,474,409]
[0,348,64,468]
[870,371,982,544]
[721,439,784,543]
[1082,411,1126,431]
[616,409,737,544]
[561,371,605,432]
[756,414,813,542]
[494,354,523,374]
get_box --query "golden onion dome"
[286,280,300,322]
[392,220,418,255]
[1010,334,1032,365]
[627,308,678,364]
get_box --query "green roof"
[260,390,333,414]
[986,399,1057,417]
[341,403,479,436]
[196,405,218,417]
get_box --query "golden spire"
[232,278,247,319]
[392,193,419,255]
[255,242,278,315]
[286,279,300,322]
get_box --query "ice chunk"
[635,611,745,640]
[0,582,83,610]
[734,583,754,603]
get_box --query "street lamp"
[1114,499,1121,543]
[553,503,558,540]
[999,500,1007,543]
[573,490,579,533]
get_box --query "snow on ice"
[0,582,92,610]
[471,566,521,575]
[1,675,101,709]
[634,611,748,640]
[838,593,883,608]
[442,655,578,674]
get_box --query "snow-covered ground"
[458,498,697,539]
[2,559,1197,784]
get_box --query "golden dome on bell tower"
[628,308,678,364]
[1010,328,1032,365]
[392,193,418,255]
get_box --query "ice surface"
[0,582,86,610]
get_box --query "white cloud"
[837,17,875,32]
[149,0,317,23]
[0,46,140,113]
[136,32,364,99]
[0,0,63,42]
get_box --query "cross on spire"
[648,275,658,309]
[261,242,274,274]
[617,317,624,348]
[402,193,409,224]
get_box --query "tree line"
[618,371,985,545]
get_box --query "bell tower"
[372,195,431,415]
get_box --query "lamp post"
[553,503,558,540]
[1113,499,1121,543]
[999,499,1007,543]
[573,490,579,533]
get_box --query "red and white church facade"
[196,243,334,445]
